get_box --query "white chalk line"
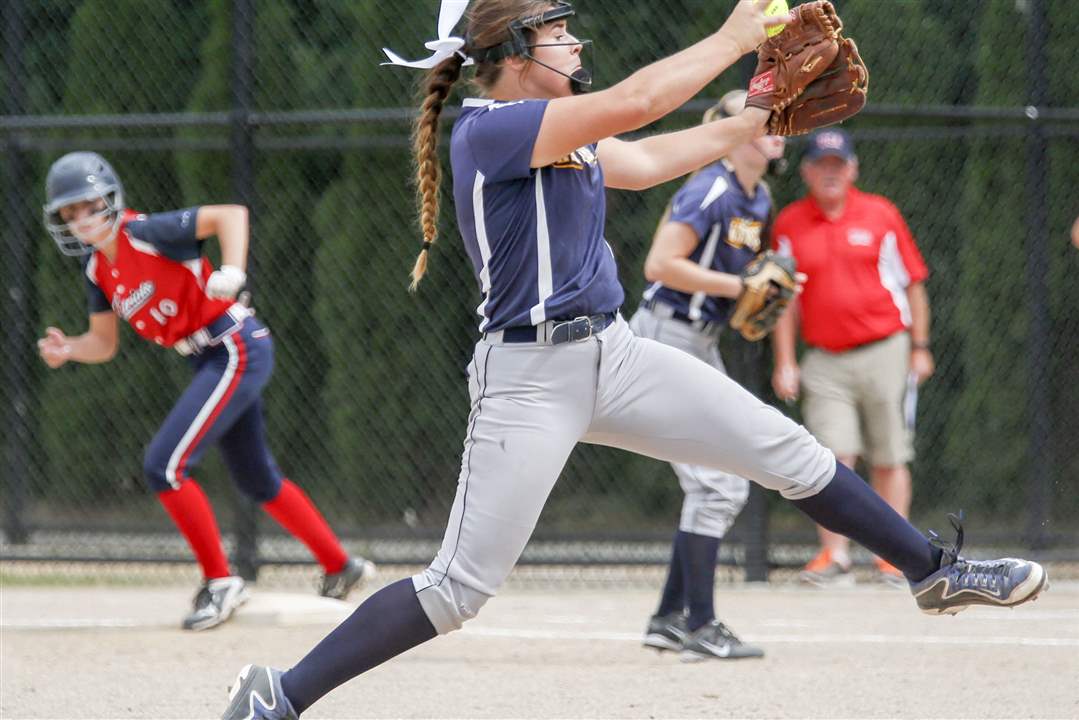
[465,626,1079,647]
[5,618,1076,647]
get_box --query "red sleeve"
[887,201,928,284]
[771,205,796,254]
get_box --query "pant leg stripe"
[425,344,491,592]
[164,334,248,488]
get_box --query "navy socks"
[280,578,437,715]
[656,530,687,617]
[681,531,721,631]
[656,530,720,632]
[792,462,941,582]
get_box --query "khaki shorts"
[801,332,914,466]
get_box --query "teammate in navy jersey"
[633,89,790,662]
[221,2,1046,716]
[38,152,374,631]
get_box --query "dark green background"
[3,0,1077,553]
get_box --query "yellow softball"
[764,0,789,38]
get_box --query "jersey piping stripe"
[128,237,162,257]
[473,170,494,332]
[85,253,98,283]
[687,222,723,321]
[698,175,729,211]
[529,168,554,326]
[184,258,207,290]
[877,231,912,326]
[641,280,661,302]
[164,333,248,489]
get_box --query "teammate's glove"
[745,1,868,136]
[729,251,798,342]
[206,264,246,300]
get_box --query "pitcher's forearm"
[609,31,745,131]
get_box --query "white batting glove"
[206,265,246,300]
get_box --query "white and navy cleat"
[911,513,1048,616]
[221,664,298,720]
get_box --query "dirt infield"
[3,577,1077,719]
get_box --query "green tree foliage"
[942,0,1079,531]
[11,0,1077,540]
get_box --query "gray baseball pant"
[628,305,750,539]
[413,316,835,634]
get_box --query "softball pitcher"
[222,2,1047,716]
[38,152,374,631]
[634,89,789,662]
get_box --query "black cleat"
[643,611,689,652]
[680,620,765,661]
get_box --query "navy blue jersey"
[643,161,772,325]
[450,98,623,332]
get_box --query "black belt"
[640,298,721,331]
[492,312,617,345]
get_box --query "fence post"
[1023,0,1052,550]
[2,0,32,545]
[730,53,771,582]
[230,0,260,580]
[722,336,771,582]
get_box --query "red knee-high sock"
[262,479,348,573]
[157,481,231,580]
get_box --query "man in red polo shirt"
[771,129,935,586]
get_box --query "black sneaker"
[642,611,689,652]
[221,664,297,720]
[182,576,249,631]
[911,513,1049,616]
[681,620,765,661]
[318,557,377,600]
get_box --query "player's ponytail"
[409,53,465,291]
[407,0,551,291]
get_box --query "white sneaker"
[182,576,249,631]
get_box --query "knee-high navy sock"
[681,531,720,632]
[792,462,941,582]
[656,530,687,617]
[280,579,437,715]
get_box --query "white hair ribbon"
[381,0,475,69]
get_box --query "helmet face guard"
[471,1,594,94]
[42,152,125,257]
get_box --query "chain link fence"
[3,0,1078,580]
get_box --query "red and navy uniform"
[82,207,282,500]
[84,208,234,347]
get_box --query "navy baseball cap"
[804,128,856,162]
